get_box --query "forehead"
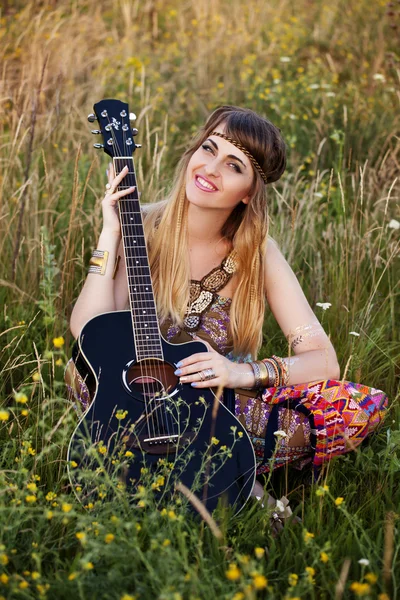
[207,127,252,169]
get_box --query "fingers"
[176,360,217,382]
[174,353,212,375]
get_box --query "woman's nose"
[204,158,220,178]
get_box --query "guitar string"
[120,119,172,439]
[115,113,170,439]
[115,120,161,440]
[107,115,156,440]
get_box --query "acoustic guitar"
[67,99,256,515]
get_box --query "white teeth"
[197,176,216,191]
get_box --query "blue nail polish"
[176,361,183,368]
[191,382,198,387]
[174,369,181,376]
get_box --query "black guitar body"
[68,311,256,515]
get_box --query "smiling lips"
[194,175,218,192]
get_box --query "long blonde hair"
[143,106,286,359]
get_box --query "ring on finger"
[202,368,216,381]
[198,370,206,381]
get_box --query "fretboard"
[114,157,163,361]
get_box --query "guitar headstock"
[88,99,140,158]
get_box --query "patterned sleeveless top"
[159,251,237,357]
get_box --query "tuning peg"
[129,112,137,121]
[91,130,102,134]
[131,128,138,136]
[93,143,104,149]
[88,113,97,122]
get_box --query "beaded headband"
[210,131,268,184]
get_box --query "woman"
[67,105,388,509]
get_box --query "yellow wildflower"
[32,372,40,382]
[46,511,53,520]
[26,483,37,492]
[21,409,29,416]
[0,573,9,584]
[105,533,115,544]
[232,594,245,600]
[305,566,316,583]
[83,562,94,570]
[53,336,65,348]
[46,492,57,501]
[70,461,78,468]
[254,547,265,559]
[168,510,177,520]
[55,358,63,367]
[335,497,344,506]
[136,523,141,532]
[225,563,241,581]
[320,551,329,563]
[288,573,298,586]
[252,574,267,589]
[0,411,9,421]
[37,583,50,594]
[25,495,37,503]
[27,447,36,456]
[98,445,107,455]
[350,582,371,596]
[125,451,133,457]
[116,410,128,420]
[31,572,40,580]
[364,573,378,584]
[62,503,73,513]
[19,581,29,589]
[162,539,171,547]
[238,431,243,438]
[68,573,78,580]
[121,595,137,600]
[76,532,86,543]
[0,554,8,566]
[211,437,219,445]
[378,594,390,600]
[15,392,28,404]
[303,530,315,543]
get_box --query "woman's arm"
[264,238,340,385]
[69,229,121,339]
[69,165,134,339]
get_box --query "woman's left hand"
[174,336,254,389]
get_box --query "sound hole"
[124,358,178,400]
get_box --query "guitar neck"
[113,157,163,361]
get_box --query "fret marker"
[133,240,136,244]
[145,287,148,291]
[143,310,146,313]
[136,260,139,264]
[134,288,136,291]
[130,217,133,221]
[145,324,148,327]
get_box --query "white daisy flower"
[280,56,291,63]
[358,558,370,566]
[273,430,288,438]
[316,302,332,310]
[388,219,399,230]
[373,74,385,82]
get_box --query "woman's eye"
[202,143,213,153]
[230,163,242,173]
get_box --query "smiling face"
[185,126,255,214]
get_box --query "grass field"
[0,0,399,598]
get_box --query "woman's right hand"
[102,163,136,234]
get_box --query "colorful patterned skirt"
[65,359,388,479]
[234,380,388,478]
